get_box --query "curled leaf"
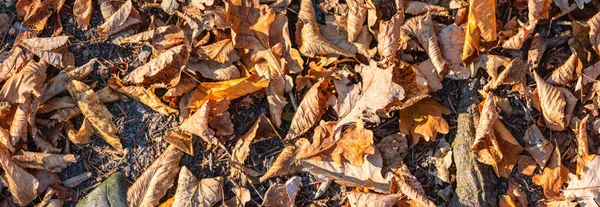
[285,77,334,140]
[109,77,178,116]
[547,53,583,86]
[118,25,185,52]
[533,71,576,131]
[98,0,142,37]
[297,0,354,57]
[262,176,301,206]
[462,0,497,63]
[0,60,47,104]
[73,0,92,28]
[331,120,375,166]
[231,114,279,177]
[172,166,223,207]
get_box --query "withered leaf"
[522,125,553,168]
[347,192,402,207]
[123,44,190,88]
[404,1,448,16]
[0,60,47,104]
[331,120,375,166]
[564,156,600,206]
[261,176,301,207]
[98,0,142,37]
[195,39,239,64]
[285,77,334,140]
[532,146,569,199]
[181,99,230,145]
[187,73,269,110]
[172,166,224,207]
[377,13,403,59]
[231,114,279,177]
[347,0,367,42]
[164,132,193,155]
[533,71,576,131]
[67,80,123,151]
[73,0,92,28]
[0,47,34,83]
[64,119,93,145]
[462,0,497,63]
[399,98,450,146]
[547,53,583,87]
[297,0,355,57]
[186,60,241,81]
[18,36,73,69]
[590,12,600,56]
[12,151,77,172]
[109,77,178,116]
[118,25,185,52]
[128,145,184,207]
[0,144,39,205]
[42,58,97,103]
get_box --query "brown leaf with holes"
[534,71,576,131]
[127,145,183,207]
[399,98,450,146]
[67,80,123,151]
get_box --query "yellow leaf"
[462,0,497,63]
[331,120,375,166]
[109,77,178,116]
[532,146,569,199]
[188,73,269,110]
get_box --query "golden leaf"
[297,0,355,57]
[67,80,123,151]
[188,73,269,110]
[65,119,93,145]
[231,114,279,177]
[0,144,39,205]
[285,77,334,140]
[127,145,184,207]
[533,71,576,131]
[186,60,241,81]
[331,120,375,166]
[0,60,47,104]
[98,0,142,36]
[462,0,497,63]
[195,39,239,64]
[109,77,178,115]
[399,98,450,146]
[164,132,193,155]
[532,146,569,199]
[172,166,224,207]
[123,44,190,88]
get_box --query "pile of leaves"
[1,0,600,205]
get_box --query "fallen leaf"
[462,0,497,63]
[261,176,301,206]
[98,0,142,36]
[0,143,39,205]
[517,155,538,176]
[331,119,375,166]
[161,0,180,14]
[522,125,553,168]
[172,166,223,207]
[186,60,241,81]
[64,119,93,145]
[575,61,600,101]
[347,0,367,42]
[438,24,470,79]
[19,0,65,32]
[109,77,178,116]
[564,155,600,206]
[399,98,450,146]
[534,71,577,131]
[73,0,92,28]
[181,99,230,145]
[377,13,403,59]
[208,111,234,136]
[12,151,77,172]
[415,13,449,76]
[164,132,193,155]
[575,116,595,177]
[590,12,600,56]
[188,73,269,110]
[285,77,334,140]
[547,53,582,87]
[528,34,547,68]
[532,146,569,199]
[334,60,405,137]
[392,164,436,207]
[0,47,34,83]
[231,114,279,177]
[128,145,184,207]
[42,58,97,103]
[67,80,123,151]
[123,44,190,88]
[118,25,186,52]
[0,60,47,104]
[501,22,534,50]
[482,58,527,92]
[195,39,239,64]
[427,139,452,184]
[346,192,402,207]
[404,1,448,16]
[18,36,73,69]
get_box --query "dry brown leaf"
[482,58,527,92]
[187,73,269,110]
[296,0,354,57]
[381,60,430,112]
[0,143,39,205]
[575,61,600,101]
[528,34,547,68]
[404,1,448,16]
[266,75,286,127]
[392,164,436,207]
[181,99,230,145]
[516,155,538,176]
[50,87,123,122]
[347,0,367,42]
[590,12,600,56]
[73,0,92,28]
[462,0,497,63]
[547,53,583,86]
[19,0,65,32]
[262,176,301,207]
[223,186,251,207]
[537,198,578,207]
[196,39,239,64]
[127,145,184,207]
[67,80,123,151]
[564,155,600,206]
[416,60,444,91]
[118,25,185,52]
[12,151,77,172]
[98,0,142,36]
[334,61,405,137]
[575,116,595,177]
[285,77,334,140]
[208,111,233,136]
[172,166,223,207]
[163,75,199,106]
[415,13,449,76]
[347,192,402,207]
[231,114,279,177]
[534,71,576,131]
[161,0,180,14]
[186,60,241,81]
[533,146,569,199]
[376,133,408,168]
[0,60,47,104]
[18,36,73,69]
[164,132,193,155]
[42,58,97,103]
[331,120,375,166]
[522,125,553,168]
[399,98,450,146]
[528,0,550,25]
[438,24,470,79]
[0,47,34,83]
[64,119,93,145]
[123,44,189,88]
[318,15,359,56]
[377,13,403,59]
[109,77,178,115]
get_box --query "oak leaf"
[533,71,577,131]
[123,44,190,88]
[331,120,375,166]
[67,80,123,151]
[172,166,223,207]
[399,98,450,146]
[127,145,184,207]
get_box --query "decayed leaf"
[533,72,576,131]
[522,125,553,168]
[67,80,123,151]
[98,0,142,36]
[0,60,47,104]
[12,151,77,172]
[399,98,450,146]
[64,119,93,145]
[376,133,408,168]
[231,114,279,177]
[285,77,334,140]
[123,44,190,88]
[347,0,367,42]
[532,146,569,199]
[109,77,178,115]
[347,192,402,207]
[188,73,269,110]
[118,25,185,52]
[377,13,403,59]
[18,36,73,69]
[0,47,34,83]
[0,144,39,205]
[382,60,430,111]
[209,111,233,136]
[462,0,497,63]
[186,60,241,81]
[547,53,583,86]
[262,176,301,206]
[172,166,223,207]
[564,155,600,206]
[590,12,600,56]
[164,132,193,155]
[331,120,375,166]
[128,145,184,207]
[334,60,405,136]
[42,58,97,103]
[196,39,239,64]
[472,95,523,178]
[73,0,92,28]
[297,0,354,57]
